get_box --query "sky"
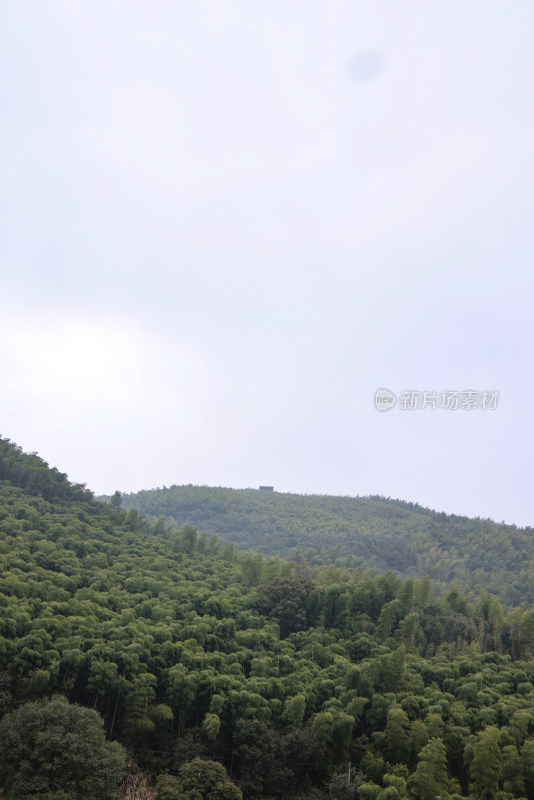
[1,1,533,526]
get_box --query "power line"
[130,747,348,768]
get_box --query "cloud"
[0,312,210,487]
[0,1,533,523]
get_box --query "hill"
[118,484,533,606]
[3,437,534,800]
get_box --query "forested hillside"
[118,485,534,607]
[3,438,534,800]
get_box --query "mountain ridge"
[117,484,533,607]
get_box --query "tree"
[233,719,290,799]
[385,706,410,763]
[408,738,449,800]
[282,693,306,728]
[502,744,525,797]
[252,575,316,637]
[328,769,361,800]
[0,695,126,800]
[398,579,415,617]
[109,490,123,522]
[359,783,382,800]
[202,712,221,742]
[521,739,534,800]
[469,726,502,800]
[444,585,470,616]
[376,600,399,642]
[123,671,157,744]
[178,758,242,800]
[409,719,429,760]
[398,612,420,651]
[156,773,182,800]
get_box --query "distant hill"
[118,485,534,605]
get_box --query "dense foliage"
[117,484,534,606]
[2,438,534,800]
[0,695,126,799]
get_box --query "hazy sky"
[1,1,533,526]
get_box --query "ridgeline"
[118,484,533,607]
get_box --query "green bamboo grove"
[1,437,534,799]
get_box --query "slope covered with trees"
[2,438,534,799]
[118,484,534,606]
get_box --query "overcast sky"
[1,1,533,526]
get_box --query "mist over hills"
[118,485,533,607]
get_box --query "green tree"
[521,739,534,800]
[201,712,221,742]
[233,719,291,799]
[359,783,382,800]
[385,705,410,763]
[178,758,242,800]
[0,696,126,800]
[469,726,502,800]
[109,490,123,522]
[409,719,429,760]
[444,584,470,616]
[398,612,419,651]
[282,693,306,728]
[252,575,316,637]
[502,744,525,797]
[156,773,182,800]
[376,600,399,642]
[398,579,415,617]
[328,769,360,799]
[408,738,449,800]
